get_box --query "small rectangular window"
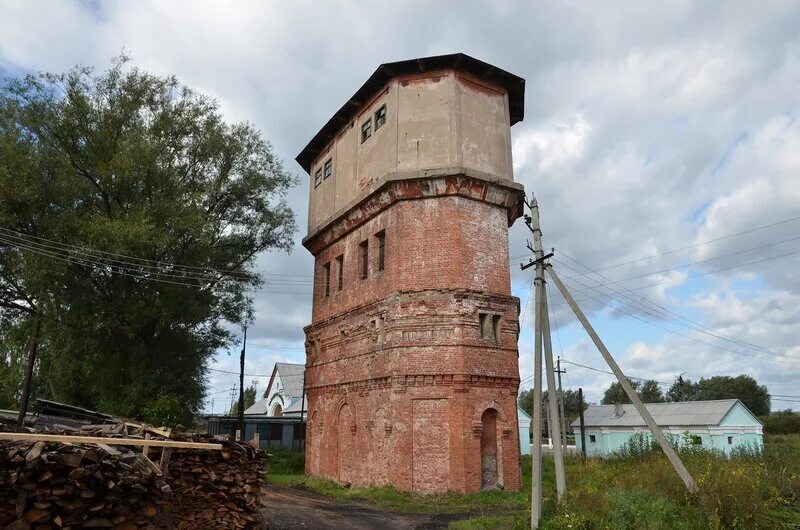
[358,240,369,280]
[376,230,385,272]
[478,312,500,341]
[323,159,332,179]
[374,105,386,130]
[589,434,596,443]
[323,262,331,297]
[727,436,734,445]
[336,255,344,291]
[314,168,322,187]
[361,119,372,143]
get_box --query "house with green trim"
[571,399,763,457]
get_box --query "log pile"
[0,426,268,530]
[161,434,268,530]
[0,435,169,529]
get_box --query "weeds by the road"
[266,435,800,529]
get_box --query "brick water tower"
[298,53,526,493]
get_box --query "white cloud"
[2,0,799,409]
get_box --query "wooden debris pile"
[0,425,268,530]
[161,433,268,530]
[0,432,169,529]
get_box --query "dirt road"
[262,485,462,529]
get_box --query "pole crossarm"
[545,264,699,494]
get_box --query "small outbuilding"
[571,399,763,457]
[518,407,532,455]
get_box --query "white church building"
[244,362,307,418]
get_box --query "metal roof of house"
[272,363,305,398]
[570,399,751,428]
[295,53,526,173]
[243,397,270,415]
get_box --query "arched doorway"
[337,403,355,485]
[272,404,283,417]
[481,408,499,490]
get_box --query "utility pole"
[522,195,565,528]
[17,314,42,428]
[237,327,247,438]
[578,388,586,458]
[555,357,567,451]
[546,264,698,493]
[521,196,700,529]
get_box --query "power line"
[561,214,800,274]
[555,267,800,365]
[0,227,252,279]
[553,251,790,358]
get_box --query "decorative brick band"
[302,170,524,254]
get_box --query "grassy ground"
[266,435,800,529]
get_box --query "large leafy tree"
[601,378,665,404]
[0,57,296,424]
[664,375,771,416]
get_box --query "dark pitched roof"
[295,53,526,173]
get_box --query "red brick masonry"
[303,174,523,493]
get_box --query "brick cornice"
[302,169,525,254]
[303,287,520,335]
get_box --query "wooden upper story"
[297,53,526,235]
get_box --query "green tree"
[639,380,665,403]
[666,376,701,402]
[518,388,590,422]
[695,375,771,416]
[601,378,665,404]
[228,385,257,416]
[0,57,296,424]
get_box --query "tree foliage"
[518,388,590,422]
[665,375,771,416]
[228,385,257,416]
[0,56,296,424]
[601,378,665,405]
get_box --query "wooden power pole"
[237,327,247,438]
[555,357,567,451]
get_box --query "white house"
[244,362,307,419]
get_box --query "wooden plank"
[124,422,172,438]
[0,432,222,450]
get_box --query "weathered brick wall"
[304,237,522,493]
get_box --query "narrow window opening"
[374,105,386,130]
[336,255,344,291]
[376,230,385,272]
[727,436,734,445]
[589,434,596,443]
[361,119,372,143]
[323,158,332,180]
[479,312,498,341]
[323,262,331,297]
[359,240,369,280]
[314,168,323,187]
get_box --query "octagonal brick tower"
[298,53,526,493]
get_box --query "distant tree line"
[519,373,774,422]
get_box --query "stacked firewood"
[0,436,169,529]
[162,434,268,530]
[0,426,269,530]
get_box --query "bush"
[760,412,800,435]
[141,393,193,428]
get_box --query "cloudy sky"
[2,1,799,411]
